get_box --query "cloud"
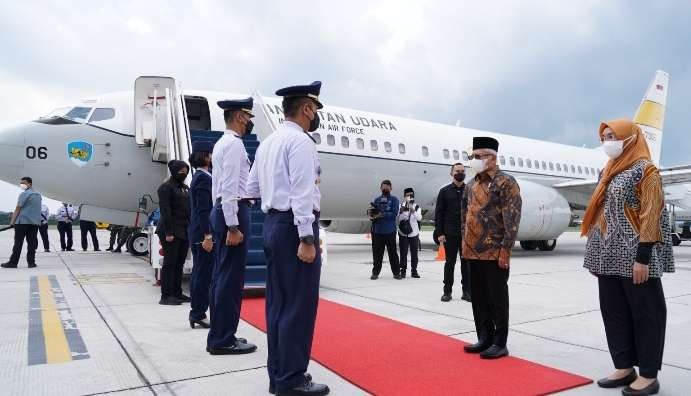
[126,16,153,35]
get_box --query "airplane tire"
[520,241,538,251]
[672,234,681,247]
[127,232,149,256]
[537,239,557,251]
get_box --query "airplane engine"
[319,219,372,234]
[515,179,571,242]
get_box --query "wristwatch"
[300,235,315,246]
[228,225,239,232]
[204,234,213,241]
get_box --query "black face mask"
[308,111,320,132]
[245,119,254,134]
[173,172,187,183]
[453,173,465,182]
[381,189,391,196]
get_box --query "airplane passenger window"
[526,159,532,168]
[597,168,601,175]
[341,136,350,148]
[534,160,540,169]
[510,157,515,166]
[578,166,583,174]
[462,151,469,161]
[549,162,554,171]
[556,163,562,171]
[89,108,115,123]
[563,164,569,173]
[398,143,406,154]
[357,138,365,150]
[313,133,322,144]
[422,146,429,157]
[542,161,547,170]
[570,165,576,173]
[518,158,524,167]
[499,156,506,165]
[327,134,335,146]
[371,140,379,151]
[384,142,392,153]
[584,167,590,175]
[443,149,450,159]
[453,150,460,160]
[64,107,92,123]
[592,167,597,175]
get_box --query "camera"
[367,202,381,220]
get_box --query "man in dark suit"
[187,141,215,328]
[156,160,191,306]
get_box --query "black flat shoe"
[270,374,312,394]
[393,274,402,280]
[207,340,257,355]
[441,294,452,302]
[370,274,378,280]
[480,344,509,359]
[622,379,659,395]
[276,378,329,396]
[461,292,472,302]
[159,296,182,306]
[411,271,420,278]
[190,319,210,329]
[1,262,18,268]
[463,339,492,353]
[28,263,37,268]
[400,271,407,278]
[176,294,191,303]
[597,371,637,388]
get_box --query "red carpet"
[240,298,592,395]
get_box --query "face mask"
[381,189,390,196]
[471,158,486,174]
[173,172,187,183]
[245,119,254,134]
[453,173,465,182]
[602,141,623,159]
[19,183,28,190]
[308,110,320,132]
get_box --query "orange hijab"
[580,119,652,236]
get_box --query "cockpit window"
[64,107,92,123]
[89,108,115,123]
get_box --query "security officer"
[247,81,329,396]
[187,141,215,329]
[39,204,50,252]
[56,203,76,251]
[206,98,257,355]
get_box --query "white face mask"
[19,183,28,190]
[602,135,634,159]
[470,158,486,174]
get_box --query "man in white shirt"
[397,187,423,278]
[206,97,257,355]
[56,203,76,251]
[39,204,51,252]
[246,81,328,396]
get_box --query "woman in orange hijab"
[582,119,674,396]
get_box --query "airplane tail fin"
[633,70,669,166]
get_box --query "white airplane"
[1,71,690,256]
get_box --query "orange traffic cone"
[435,245,446,261]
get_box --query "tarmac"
[0,229,690,395]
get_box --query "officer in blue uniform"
[187,141,215,329]
[247,81,329,396]
[206,98,257,355]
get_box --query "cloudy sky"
[1,0,690,211]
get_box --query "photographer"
[397,188,422,278]
[368,180,401,280]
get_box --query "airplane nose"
[0,123,27,185]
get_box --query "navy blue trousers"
[264,211,321,391]
[207,202,249,348]
[189,244,214,321]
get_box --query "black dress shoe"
[276,378,329,396]
[190,318,210,329]
[67,248,75,251]
[270,374,312,394]
[370,274,378,280]
[28,263,37,268]
[94,249,101,252]
[463,339,492,353]
[411,270,420,278]
[461,292,472,302]
[622,379,659,396]
[441,294,452,302]
[393,274,402,280]
[106,247,113,251]
[176,294,191,302]
[159,296,183,305]
[400,271,407,278]
[480,344,509,359]
[207,340,257,355]
[597,370,637,388]
[1,262,18,268]
[45,249,51,253]
[112,248,121,253]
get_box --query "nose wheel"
[127,232,149,256]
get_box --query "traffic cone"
[435,245,446,261]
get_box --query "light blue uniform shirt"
[16,188,42,225]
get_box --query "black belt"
[215,198,252,205]
[268,209,320,217]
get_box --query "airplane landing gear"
[127,231,149,256]
[520,240,557,251]
[520,241,538,250]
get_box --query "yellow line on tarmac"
[38,276,72,364]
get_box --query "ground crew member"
[462,137,522,359]
[39,203,50,252]
[56,202,76,251]
[2,177,42,269]
[206,98,257,355]
[79,219,100,251]
[247,81,329,396]
[187,141,215,329]
[106,225,123,251]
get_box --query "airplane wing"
[553,164,691,209]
